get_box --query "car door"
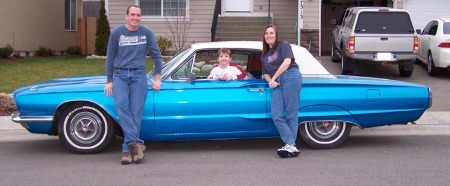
[420,21,437,59]
[152,50,269,140]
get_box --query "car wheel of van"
[331,41,340,62]
[340,50,353,75]
[427,53,439,76]
[399,62,414,77]
[58,103,115,154]
[299,121,352,149]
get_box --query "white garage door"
[403,0,450,31]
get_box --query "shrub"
[35,46,48,56]
[95,0,110,56]
[0,44,14,58]
[46,48,55,56]
[35,46,54,57]
[66,46,81,55]
[157,36,173,56]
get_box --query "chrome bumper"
[11,111,54,124]
[349,53,417,62]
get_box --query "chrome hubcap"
[70,111,103,144]
[307,121,340,139]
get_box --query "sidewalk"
[1,111,449,131]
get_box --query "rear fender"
[298,105,361,128]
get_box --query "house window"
[65,0,77,31]
[140,0,187,17]
[82,1,101,17]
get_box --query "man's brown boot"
[120,152,133,165]
[129,142,145,164]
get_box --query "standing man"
[104,5,163,165]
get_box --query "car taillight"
[413,37,419,51]
[348,37,355,51]
[438,42,450,48]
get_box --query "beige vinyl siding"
[107,0,319,48]
[303,0,320,29]
[265,0,298,43]
[108,0,214,50]
[0,0,78,53]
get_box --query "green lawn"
[0,55,154,94]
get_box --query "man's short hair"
[126,5,140,15]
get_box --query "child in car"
[207,48,247,80]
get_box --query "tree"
[164,10,194,51]
[95,0,110,56]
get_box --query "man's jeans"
[271,68,303,145]
[113,68,147,153]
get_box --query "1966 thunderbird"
[11,41,432,154]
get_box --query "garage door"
[403,0,450,31]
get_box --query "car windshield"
[355,12,414,34]
[444,22,450,34]
[161,47,190,75]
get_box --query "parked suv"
[331,7,418,77]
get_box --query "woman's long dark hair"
[262,24,279,55]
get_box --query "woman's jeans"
[271,68,303,146]
[113,68,147,153]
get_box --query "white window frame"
[137,0,190,21]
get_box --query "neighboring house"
[0,0,85,57]
[1,0,440,57]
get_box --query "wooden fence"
[78,17,97,55]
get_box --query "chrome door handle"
[248,88,266,95]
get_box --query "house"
[0,0,80,57]
[1,0,448,57]
[106,0,320,55]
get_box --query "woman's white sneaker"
[277,144,300,158]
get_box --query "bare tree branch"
[164,10,194,51]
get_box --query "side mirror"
[330,19,337,25]
[416,29,422,34]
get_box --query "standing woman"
[261,24,303,158]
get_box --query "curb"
[1,111,449,131]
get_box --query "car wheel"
[341,49,353,75]
[399,62,414,77]
[331,41,340,62]
[299,121,351,149]
[58,103,115,154]
[427,53,439,76]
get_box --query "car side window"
[422,22,433,35]
[423,21,438,35]
[339,9,350,26]
[193,51,216,79]
[172,56,194,80]
[429,24,438,36]
[172,49,262,80]
[346,13,355,29]
[444,22,450,34]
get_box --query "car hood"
[12,76,107,95]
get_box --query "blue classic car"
[11,41,432,154]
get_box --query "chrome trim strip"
[428,87,433,109]
[11,112,54,123]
